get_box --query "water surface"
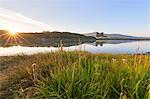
[0,41,150,56]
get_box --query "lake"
[0,40,150,56]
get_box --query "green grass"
[0,51,150,99]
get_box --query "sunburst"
[0,30,26,46]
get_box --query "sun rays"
[0,8,52,46]
[0,8,51,33]
[0,30,26,46]
[0,8,51,46]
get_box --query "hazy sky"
[0,0,149,37]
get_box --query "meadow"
[0,51,150,99]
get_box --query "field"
[0,51,150,98]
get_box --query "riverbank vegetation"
[0,51,150,98]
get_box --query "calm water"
[0,41,150,56]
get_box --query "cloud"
[0,8,51,32]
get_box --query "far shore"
[96,38,150,40]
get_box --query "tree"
[101,32,104,36]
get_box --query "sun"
[8,27,20,35]
[10,31,17,35]
[0,27,26,46]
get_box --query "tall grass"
[0,51,150,98]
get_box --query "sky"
[0,0,149,37]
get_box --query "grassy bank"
[0,51,150,98]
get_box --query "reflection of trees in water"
[1,36,147,48]
[96,42,104,46]
[0,40,95,47]
[95,40,140,47]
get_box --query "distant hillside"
[0,31,96,47]
[0,30,9,34]
[84,32,101,37]
[84,32,150,40]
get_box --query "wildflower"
[32,63,36,68]
[119,91,127,99]
[122,59,127,63]
[31,63,37,81]
[32,63,36,72]
[112,58,117,62]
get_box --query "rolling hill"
[0,30,96,47]
[84,32,150,40]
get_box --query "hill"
[0,31,96,47]
[84,32,150,40]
